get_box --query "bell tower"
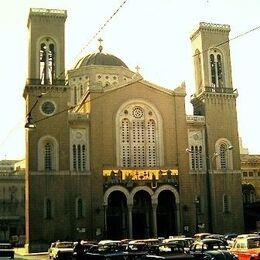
[190,22,244,234]
[23,8,69,252]
[27,8,67,85]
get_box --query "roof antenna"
[98,38,103,53]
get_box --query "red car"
[230,235,260,260]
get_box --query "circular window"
[132,106,144,118]
[41,101,55,115]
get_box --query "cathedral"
[23,8,244,252]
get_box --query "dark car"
[163,237,194,253]
[190,238,238,260]
[0,243,14,259]
[143,243,195,259]
[85,241,148,260]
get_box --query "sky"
[0,0,260,160]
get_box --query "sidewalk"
[14,247,47,256]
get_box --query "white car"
[48,241,74,260]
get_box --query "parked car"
[49,241,74,260]
[224,233,238,248]
[85,242,147,260]
[193,233,211,241]
[189,238,238,259]
[230,235,260,260]
[162,237,194,253]
[0,243,14,259]
[143,242,195,259]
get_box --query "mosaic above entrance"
[103,169,179,190]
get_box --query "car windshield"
[57,242,74,248]
[248,238,260,249]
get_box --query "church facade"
[23,8,244,252]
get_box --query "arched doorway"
[157,190,176,238]
[132,190,152,239]
[107,191,127,239]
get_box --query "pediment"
[103,75,186,97]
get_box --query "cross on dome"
[98,38,103,53]
[135,65,140,73]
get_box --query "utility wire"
[2,21,260,146]
[76,0,128,60]
[32,24,260,125]
[1,0,129,156]
[33,77,142,125]
[58,0,129,79]
[193,24,260,57]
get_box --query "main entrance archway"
[106,191,127,239]
[157,190,177,237]
[132,190,152,238]
[103,185,180,239]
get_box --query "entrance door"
[107,191,127,239]
[132,190,152,238]
[157,190,176,237]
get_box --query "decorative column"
[103,204,107,238]
[176,202,181,234]
[152,203,158,238]
[127,204,133,239]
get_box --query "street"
[4,253,49,260]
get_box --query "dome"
[74,52,128,69]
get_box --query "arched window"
[38,136,59,171]
[215,139,233,170]
[117,103,162,167]
[242,183,256,204]
[39,39,56,85]
[209,50,224,89]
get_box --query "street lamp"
[194,198,200,233]
[25,93,46,129]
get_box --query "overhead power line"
[33,23,260,126]
[2,18,260,147]
[66,0,129,72]
[193,24,260,57]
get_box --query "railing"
[204,86,236,94]
[26,78,66,86]
[186,115,205,123]
[68,112,89,123]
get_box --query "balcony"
[26,78,65,86]
[68,112,89,124]
[186,115,205,124]
[204,86,236,94]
